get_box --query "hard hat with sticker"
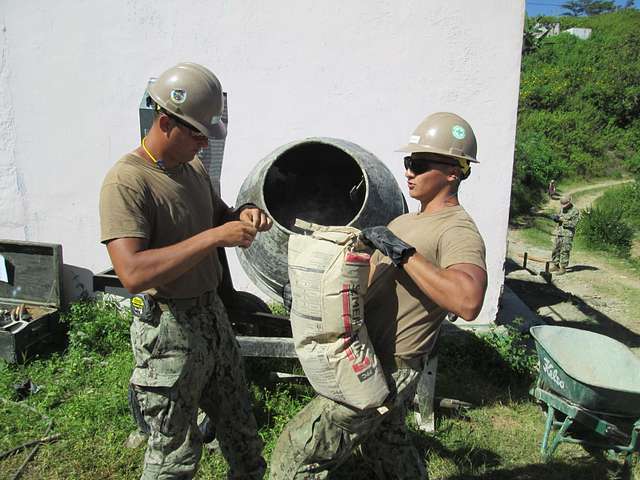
[170,89,187,104]
[451,125,466,140]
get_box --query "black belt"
[154,290,217,311]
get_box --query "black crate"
[0,240,63,363]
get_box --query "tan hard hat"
[148,62,226,139]
[560,195,572,205]
[397,112,478,165]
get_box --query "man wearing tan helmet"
[550,195,579,275]
[270,113,487,479]
[99,63,270,479]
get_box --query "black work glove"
[552,214,561,223]
[360,226,416,268]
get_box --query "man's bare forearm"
[107,221,256,293]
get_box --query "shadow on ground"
[328,430,633,480]
[567,265,599,273]
[504,258,640,349]
[441,461,634,480]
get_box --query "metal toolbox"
[0,240,64,363]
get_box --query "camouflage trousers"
[269,363,427,480]
[130,293,266,480]
[551,233,574,268]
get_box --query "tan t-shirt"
[99,153,228,298]
[365,205,486,366]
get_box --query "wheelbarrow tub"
[530,326,640,416]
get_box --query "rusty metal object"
[235,137,406,301]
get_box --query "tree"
[585,0,617,15]
[562,0,584,15]
[562,0,617,16]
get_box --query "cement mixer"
[235,137,406,302]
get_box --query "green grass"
[516,216,556,248]
[1,300,638,479]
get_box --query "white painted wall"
[0,0,524,324]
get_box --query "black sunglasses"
[403,155,457,175]
[159,108,207,139]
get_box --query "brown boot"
[549,264,560,272]
[556,266,566,275]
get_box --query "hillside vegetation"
[512,10,640,216]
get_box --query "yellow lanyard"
[141,137,165,169]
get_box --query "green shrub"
[62,296,131,355]
[268,302,289,316]
[479,323,539,379]
[511,130,566,216]
[595,180,640,230]
[578,204,633,255]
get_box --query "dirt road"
[506,179,640,353]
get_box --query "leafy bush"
[62,296,131,355]
[268,302,289,316]
[578,204,634,255]
[479,323,539,379]
[438,322,538,391]
[511,129,566,215]
[595,180,640,230]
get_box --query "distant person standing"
[551,195,579,275]
[548,179,556,198]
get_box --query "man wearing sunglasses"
[271,112,487,479]
[99,63,269,479]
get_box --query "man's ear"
[447,165,461,181]
[157,114,173,134]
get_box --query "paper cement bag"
[288,221,389,409]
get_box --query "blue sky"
[526,0,632,17]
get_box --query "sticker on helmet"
[451,125,466,140]
[409,135,421,144]
[170,89,187,104]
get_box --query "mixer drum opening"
[262,142,366,230]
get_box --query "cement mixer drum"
[235,137,406,302]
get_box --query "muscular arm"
[106,221,257,294]
[402,254,487,321]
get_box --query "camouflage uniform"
[551,204,580,269]
[269,359,427,480]
[131,293,266,479]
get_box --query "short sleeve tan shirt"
[365,205,486,365]
[99,153,227,298]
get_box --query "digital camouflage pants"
[269,363,427,480]
[551,233,574,268]
[130,293,266,480]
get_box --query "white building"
[0,1,525,325]
[565,27,593,40]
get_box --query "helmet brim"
[395,143,479,163]
[180,113,227,140]
[202,120,227,140]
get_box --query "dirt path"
[506,178,640,353]
[547,178,634,211]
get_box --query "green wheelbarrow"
[530,325,640,464]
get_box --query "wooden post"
[414,355,439,433]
